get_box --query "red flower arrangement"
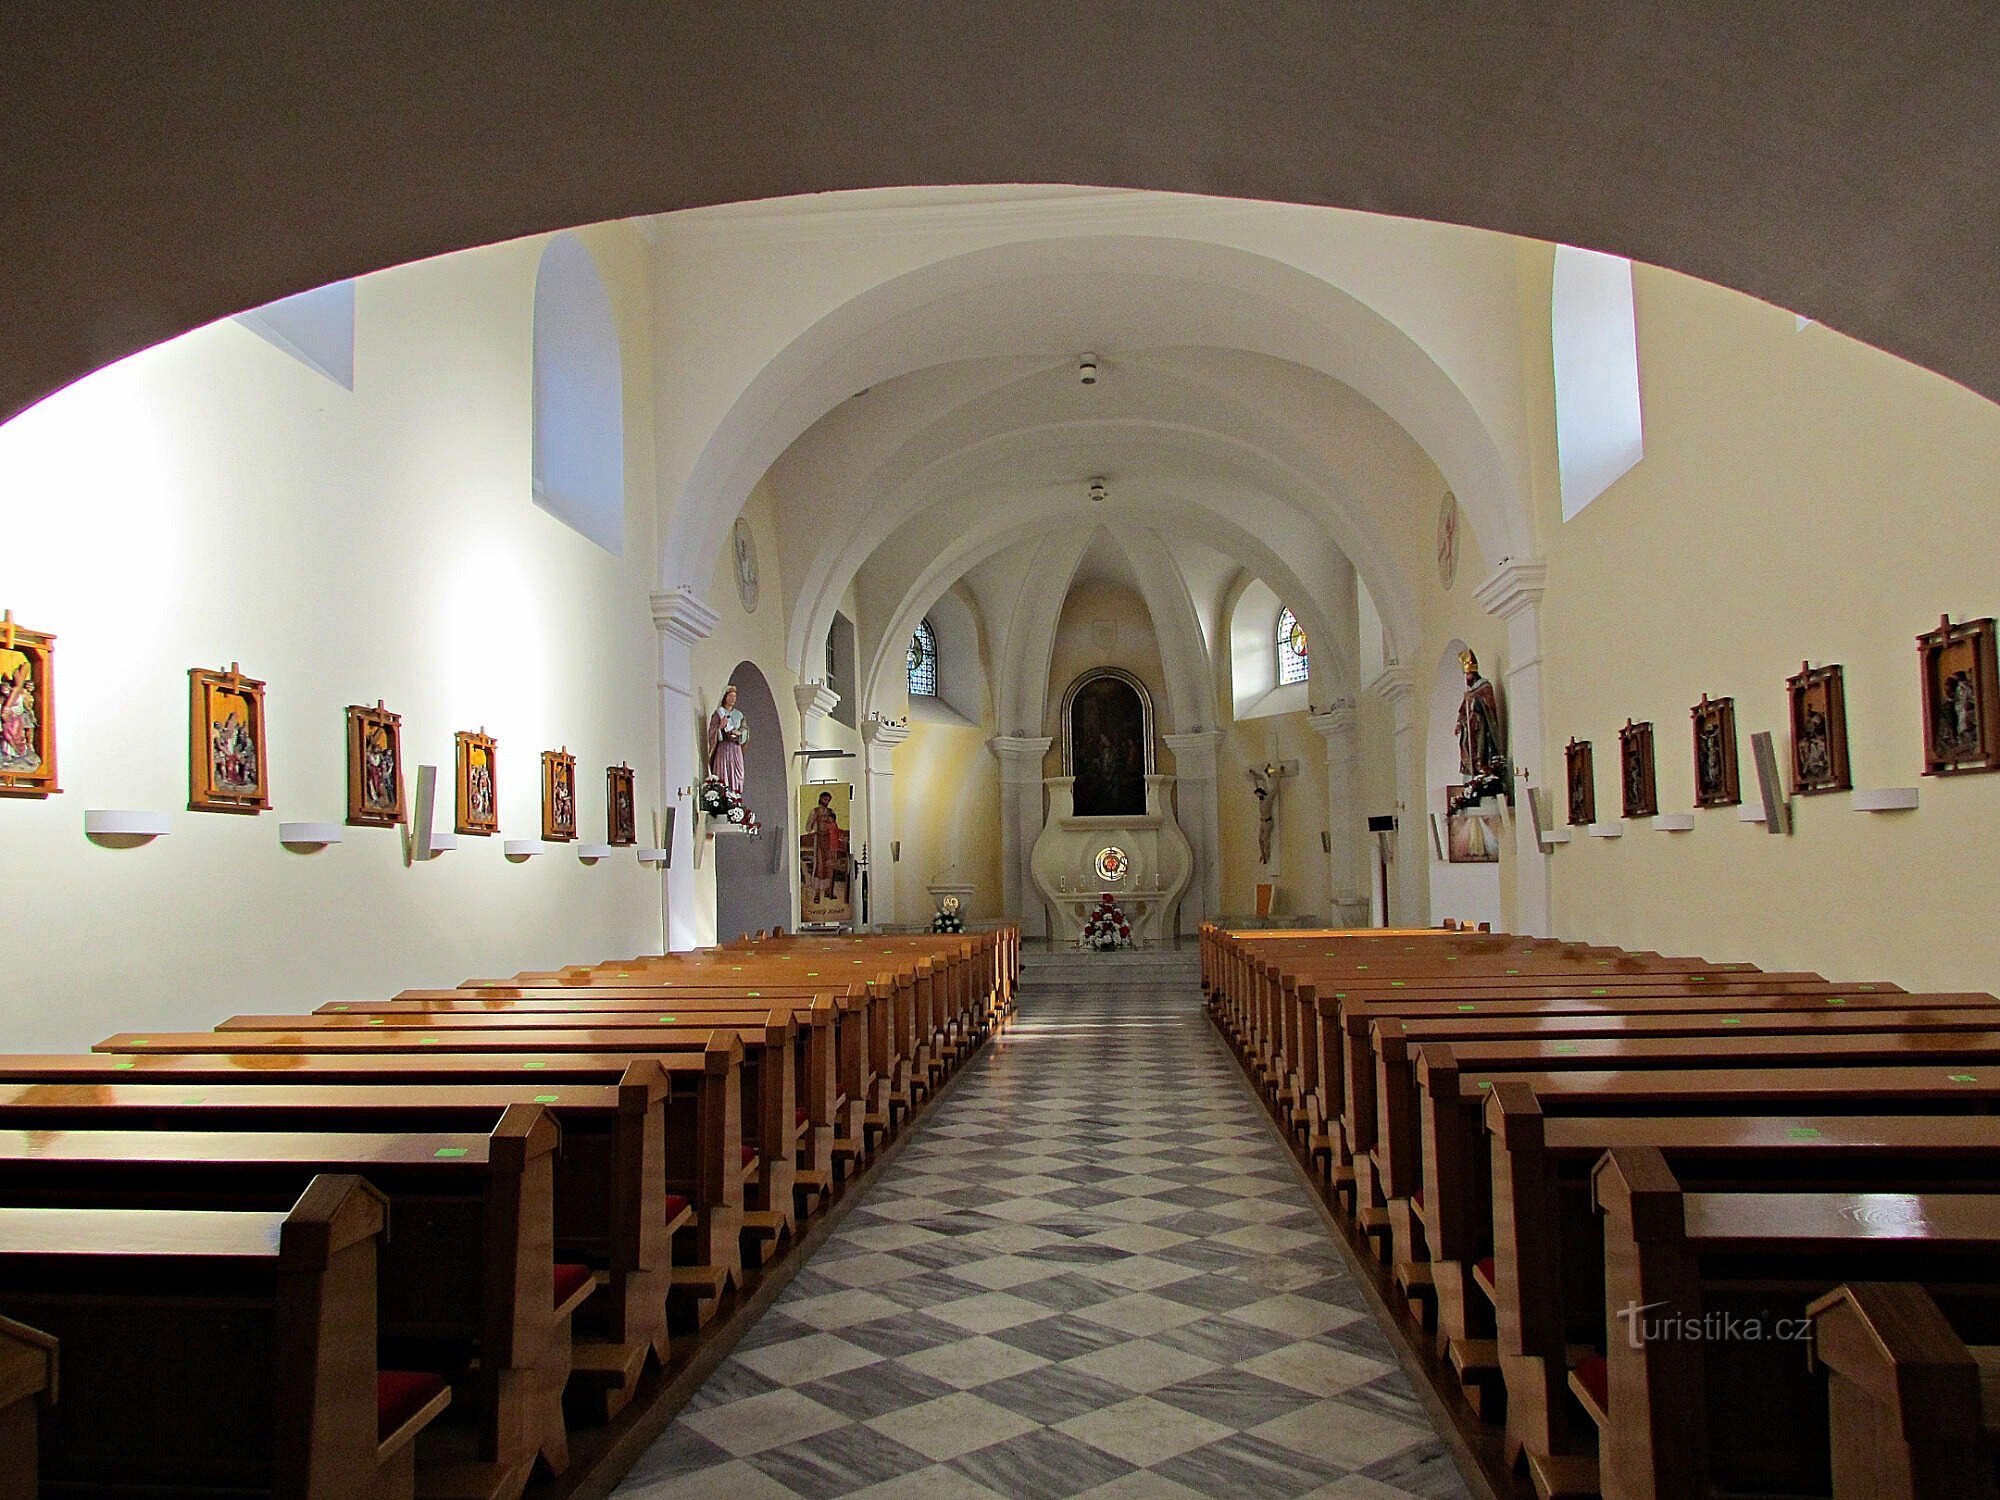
[1081,892,1133,950]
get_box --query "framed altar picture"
[344,701,403,827]
[606,763,636,846]
[1565,738,1595,826]
[1917,614,2000,775]
[1787,661,1851,794]
[0,613,58,798]
[1619,719,1658,819]
[541,748,577,842]
[797,782,854,925]
[1444,784,1502,863]
[189,663,269,813]
[455,729,498,835]
[1690,694,1740,808]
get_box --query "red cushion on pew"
[377,1369,446,1439]
[664,1193,691,1220]
[1413,1190,1424,1210]
[741,1145,758,1166]
[1573,1353,1609,1412]
[552,1262,595,1310]
[1475,1257,1495,1285]
[795,1107,809,1128]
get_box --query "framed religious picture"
[797,782,854,925]
[1619,718,1658,818]
[1917,614,2000,775]
[1565,738,1595,826]
[606,763,637,846]
[344,701,403,827]
[1787,661,1851,794]
[0,612,58,798]
[1444,784,1502,862]
[455,729,498,836]
[1690,693,1740,808]
[189,663,269,813]
[541,748,577,842]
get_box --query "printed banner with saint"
[797,782,853,924]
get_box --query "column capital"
[862,716,911,756]
[649,587,720,644]
[1473,558,1549,621]
[1367,665,1417,706]
[1306,701,1358,740]
[987,735,1052,787]
[794,681,841,741]
[1161,730,1224,780]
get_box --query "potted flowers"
[1080,893,1133,950]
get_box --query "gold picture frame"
[344,701,404,827]
[0,612,58,798]
[606,763,636,846]
[189,663,269,814]
[542,748,577,842]
[455,729,498,836]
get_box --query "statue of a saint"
[1452,650,1505,811]
[706,684,748,795]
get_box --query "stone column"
[650,586,719,950]
[1161,730,1224,933]
[988,735,1053,938]
[793,681,841,745]
[861,717,910,926]
[1307,701,1366,926]
[1368,665,1424,927]
[1474,558,1553,936]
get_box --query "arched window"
[1276,606,1309,686]
[907,619,938,697]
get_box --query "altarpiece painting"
[1063,669,1151,817]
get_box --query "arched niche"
[713,662,791,939]
[1425,640,1502,929]
[1061,667,1154,817]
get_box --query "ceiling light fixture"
[1077,352,1098,386]
[1088,477,1107,503]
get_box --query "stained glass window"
[907,619,937,697]
[1276,606,1309,686]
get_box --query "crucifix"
[1246,758,1299,865]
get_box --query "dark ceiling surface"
[5,4,1998,424]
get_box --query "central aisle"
[616,951,1469,1500]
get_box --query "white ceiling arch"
[665,230,1533,607]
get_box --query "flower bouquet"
[698,776,762,835]
[1080,892,1133,950]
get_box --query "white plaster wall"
[0,235,664,1049]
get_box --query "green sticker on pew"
[1824,996,1849,1006]
[1949,1074,1979,1083]
[618,972,631,977]
[807,972,820,977]
[1446,955,1459,962]
[1356,964,1369,970]
[419,1036,440,1045]
[1477,1080,1492,1089]
[1391,981,1405,988]
[1591,988,1607,995]
[1858,985,1875,991]
[658,1016,678,1023]
[434,1147,469,1158]
[522,1061,547,1070]
[1721,1017,1742,1025]
[1788,1126,1822,1139]
[131,1038,150,1046]
[330,1005,348,1011]
[112,1061,135,1069]
[367,1018,385,1025]
[183,1097,205,1105]
[1554,1043,1580,1055]
[534,1094,559,1103]
[1507,969,1520,975]
[748,991,760,997]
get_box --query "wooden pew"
[1482,1085,2000,1478]
[0,1175,451,1500]
[0,1043,746,1315]
[209,1009,802,1264]
[0,1106,576,1498]
[0,1315,55,1500]
[1580,1146,2000,1500]
[1810,1281,2000,1500]
[0,1069,681,1416]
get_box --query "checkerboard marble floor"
[613,951,1471,1500]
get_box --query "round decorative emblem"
[1436,491,1459,590]
[1095,846,1129,883]
[940,893,962,916]
[732,517,760,613]
[1287,617,1309,663]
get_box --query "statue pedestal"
[1028,776,1193,946]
